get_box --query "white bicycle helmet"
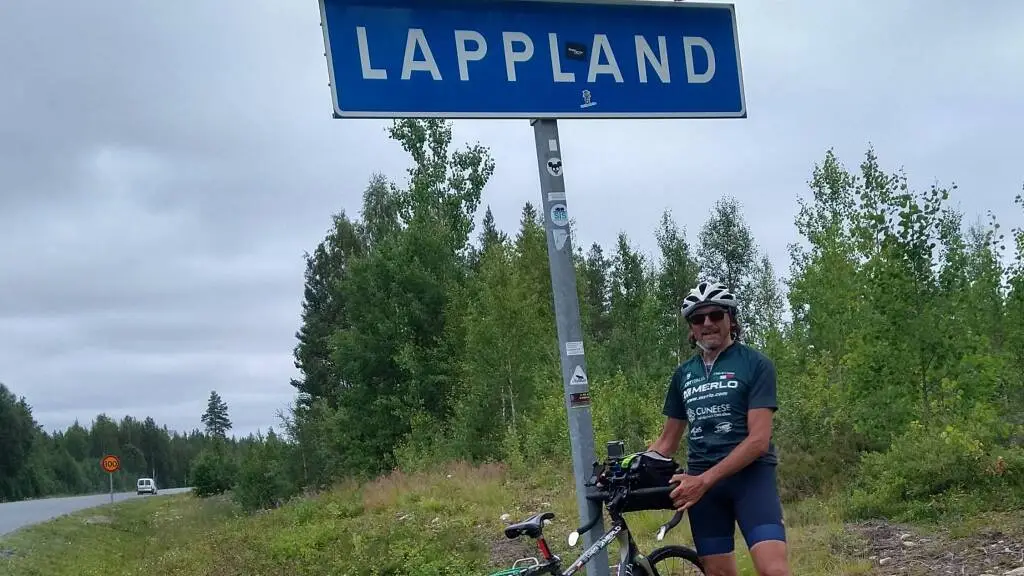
[680,281,738,319]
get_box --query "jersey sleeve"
[748,355,778,412]
[662,367,687,421]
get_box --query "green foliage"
[0,383,37,500]
[698,196,757,294]
[781,147,1024,518]
[284,121,1024,523]
[290,211,366,408]
[233,429,301,513]
[848,412,1024,521]
[591,371,665,451]
[191,442,238,498]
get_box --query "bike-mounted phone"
[486,440,705,575]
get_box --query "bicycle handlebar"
[569,485,685,546]
[584,485,675,502]
[569,451,689,545]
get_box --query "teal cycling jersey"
[662,341,778,473]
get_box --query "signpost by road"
[101,455,120,503]
[317,1,746,573]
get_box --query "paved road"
[0,487,193,538]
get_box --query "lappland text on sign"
[356,28,716,85]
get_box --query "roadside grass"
[0,492,241,576]
[2,461,1015,575]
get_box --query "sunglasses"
[688,309,727,325]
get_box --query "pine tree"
[201,391,232,439]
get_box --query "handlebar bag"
[618,450,680,512]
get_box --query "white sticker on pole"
[547,192,566,202]
[550,204,569,227]
[546,157,563,178]
[570,365,588,386]
[553,229,568,251]
[566,341,584,356]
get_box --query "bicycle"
[488,441,705,575]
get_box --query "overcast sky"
[2,1,1022,438]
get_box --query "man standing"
[648,281,791,576]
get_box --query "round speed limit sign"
[101,455,121,473]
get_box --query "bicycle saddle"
[504,511,555,539]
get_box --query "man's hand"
[669,472,710,511]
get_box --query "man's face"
[687,305,731,350]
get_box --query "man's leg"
[698,553,739,576]
[686,483,739,576]
[749,541,790,576]
[734,464,790,576]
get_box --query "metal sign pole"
[101,454,120,503]
[531,118,607,576]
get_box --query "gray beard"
[696,332,730,361]
[696,332,721,350]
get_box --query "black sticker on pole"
[570,391,591,407]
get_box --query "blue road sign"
[318,0,746,119]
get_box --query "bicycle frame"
[560,521,623,576]
[520,508,658,576]
[502,446,689,576]
[560,520,655,576]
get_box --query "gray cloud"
[2,0,1023,436]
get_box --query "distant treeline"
[0,383,252,502]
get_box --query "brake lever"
[568,512,600,547]
[654,479,684,542]
[569,487,622,548]
[568,506,604,547]
[656,509,685,541]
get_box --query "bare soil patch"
[848,519,1024,575]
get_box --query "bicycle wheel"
[642,544,705,575]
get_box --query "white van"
[136,477,158,495]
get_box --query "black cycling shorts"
[686,461,786,556]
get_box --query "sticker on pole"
[570,391,591,408]
[550,204,569,227]
[553,229,568,251]
[546,157,563,178]
[101,455,121,474]
[570,365,588,386]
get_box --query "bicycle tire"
[642,544,705,575]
